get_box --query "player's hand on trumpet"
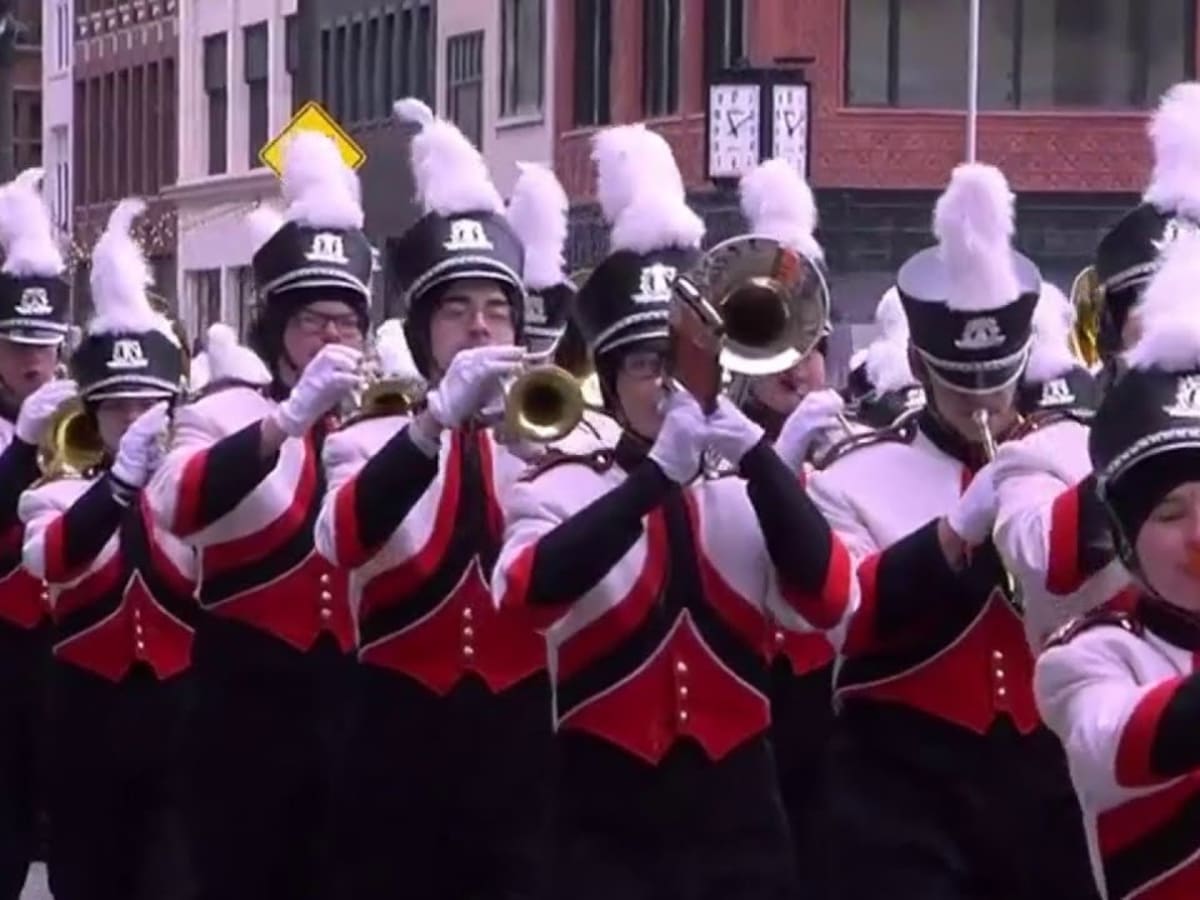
[648,389,710,484]
[272,343,363,438]
[111,401,170,492]
[424,345,525,429]
[16,378,78,446]
[704,394,765,467]
[774,388,846,473]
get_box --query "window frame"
[642,0,681,118]
[446,30,485,149]
[202,32,229,176]
[243,22,269,170]
[573,0,612,127]
[500,0,545,120]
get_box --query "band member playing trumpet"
[145,132,369,900]
[992,82,1200,651]
[805,163,1096,898]
[314,99,561,900]
[0,168,74,899]
[492,124,852,900]
[1035,230,1200,900]
[20,199,195,900]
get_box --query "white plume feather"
[1125,229,1200,371]
[738,158,823,261]
[849,347,869,372]
[88,198,175,341]
[591,124,703,254]
[1024,282,1077,383]
[1143,82,1200,219]
[0,168,64,277]
[931,163,1021,312]
[375,318,424,384]
[245,204,286,255]
[394,97,504,217]
[865,335,917,394]
[506,162,568,290]
[874,286,908,339]
[189,351,211,391]
[205,322,271,385]
[280,131,364,229]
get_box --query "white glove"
[648,390,708,484]
[111,402,169,488]
[946,461,999,547]
[16,379,78,445]
[774,389,846,472]
[705,394,765,466]
[425,345,525,429]
[272,344,362,437]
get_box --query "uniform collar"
[1138,595,1200,651]
[917,407,989,471]
[614,430,650,473]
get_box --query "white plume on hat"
[865,335,917,394]
[739,158,824,261]
[931,163,1021,312]
[1125,228,1200,371]
[1143,81,1200,220]
[591,123,704,254]
[849,347,869,372]
[394,97,505,218]
[189,351,211,392]
[375,318,424,384]
[0,168,64,278]
[1024,282,1077,383]
[245,203,286,256]
[280,130,364,230]
[506,161,568,291]
[88,198,177,343]
[874,286,908,339]
[204,322,271,385]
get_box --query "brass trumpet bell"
[503,364,586,444]
[38,397,106,478]
[1068,265,1103,369]
[681,236,831,377]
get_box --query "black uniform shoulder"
[1044,608,1143,649]
[1012,407,1093,439]
[812,408,920,471]
[519,447,618,483]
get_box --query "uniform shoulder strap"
[519,447,617,483]
[1044,608,1142,649]
[812,409,919,471]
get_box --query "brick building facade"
[554,0,1199,341]
[71,0,178,319]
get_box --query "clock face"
[707,83,761,180]
[771,83,809,178]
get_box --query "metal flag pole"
[966,0,981,162]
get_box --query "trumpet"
[1068,265,1103,369]
[38,397,105,478]
[971,408,1022,612]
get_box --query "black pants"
[331,667,553,900]
[824,704,1099,900]
[769,661,835,900]
[0,620,48,900]
[184,622,352,900]
[547,733,797,900]
[47,662,193,900]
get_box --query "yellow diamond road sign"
[259,101,366,178]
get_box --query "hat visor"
[409,262,524,310]
[917,348,1028,396]
[593,313,671,359]
[82,375,180,402]
[264,268,371,303]
[0,329,66,347]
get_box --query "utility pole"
[293,0,317,105]
[0,0,20,182]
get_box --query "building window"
[500,0,544,118]
[447,31,484,148]
[705,0,746,77]
[573,0,611,126]
[203,33,228,175]
[13,91,41,171]
[54,0,71,71]
[13,0,39,46]
[285,14,303,113]
[233,266,255,339]
[643,0,680,117]
[51,127,69,232]
[194,269,222,337]
[846,0,1195,110]
[244,22,269,169]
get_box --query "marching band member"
[492,124,853,899]
[992,81,1200,650]
[20,199,194,900]
[727,158,840,888]
[843,287,925,429]
[314,99,559,900]
[807,163,1097,898]
[1015,282,1098,420]
[146,132,369,900]
[0,168,74,900]
[1035,230,1200,900]
[504,160,620,446]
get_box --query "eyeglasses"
[292,310,363,338]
